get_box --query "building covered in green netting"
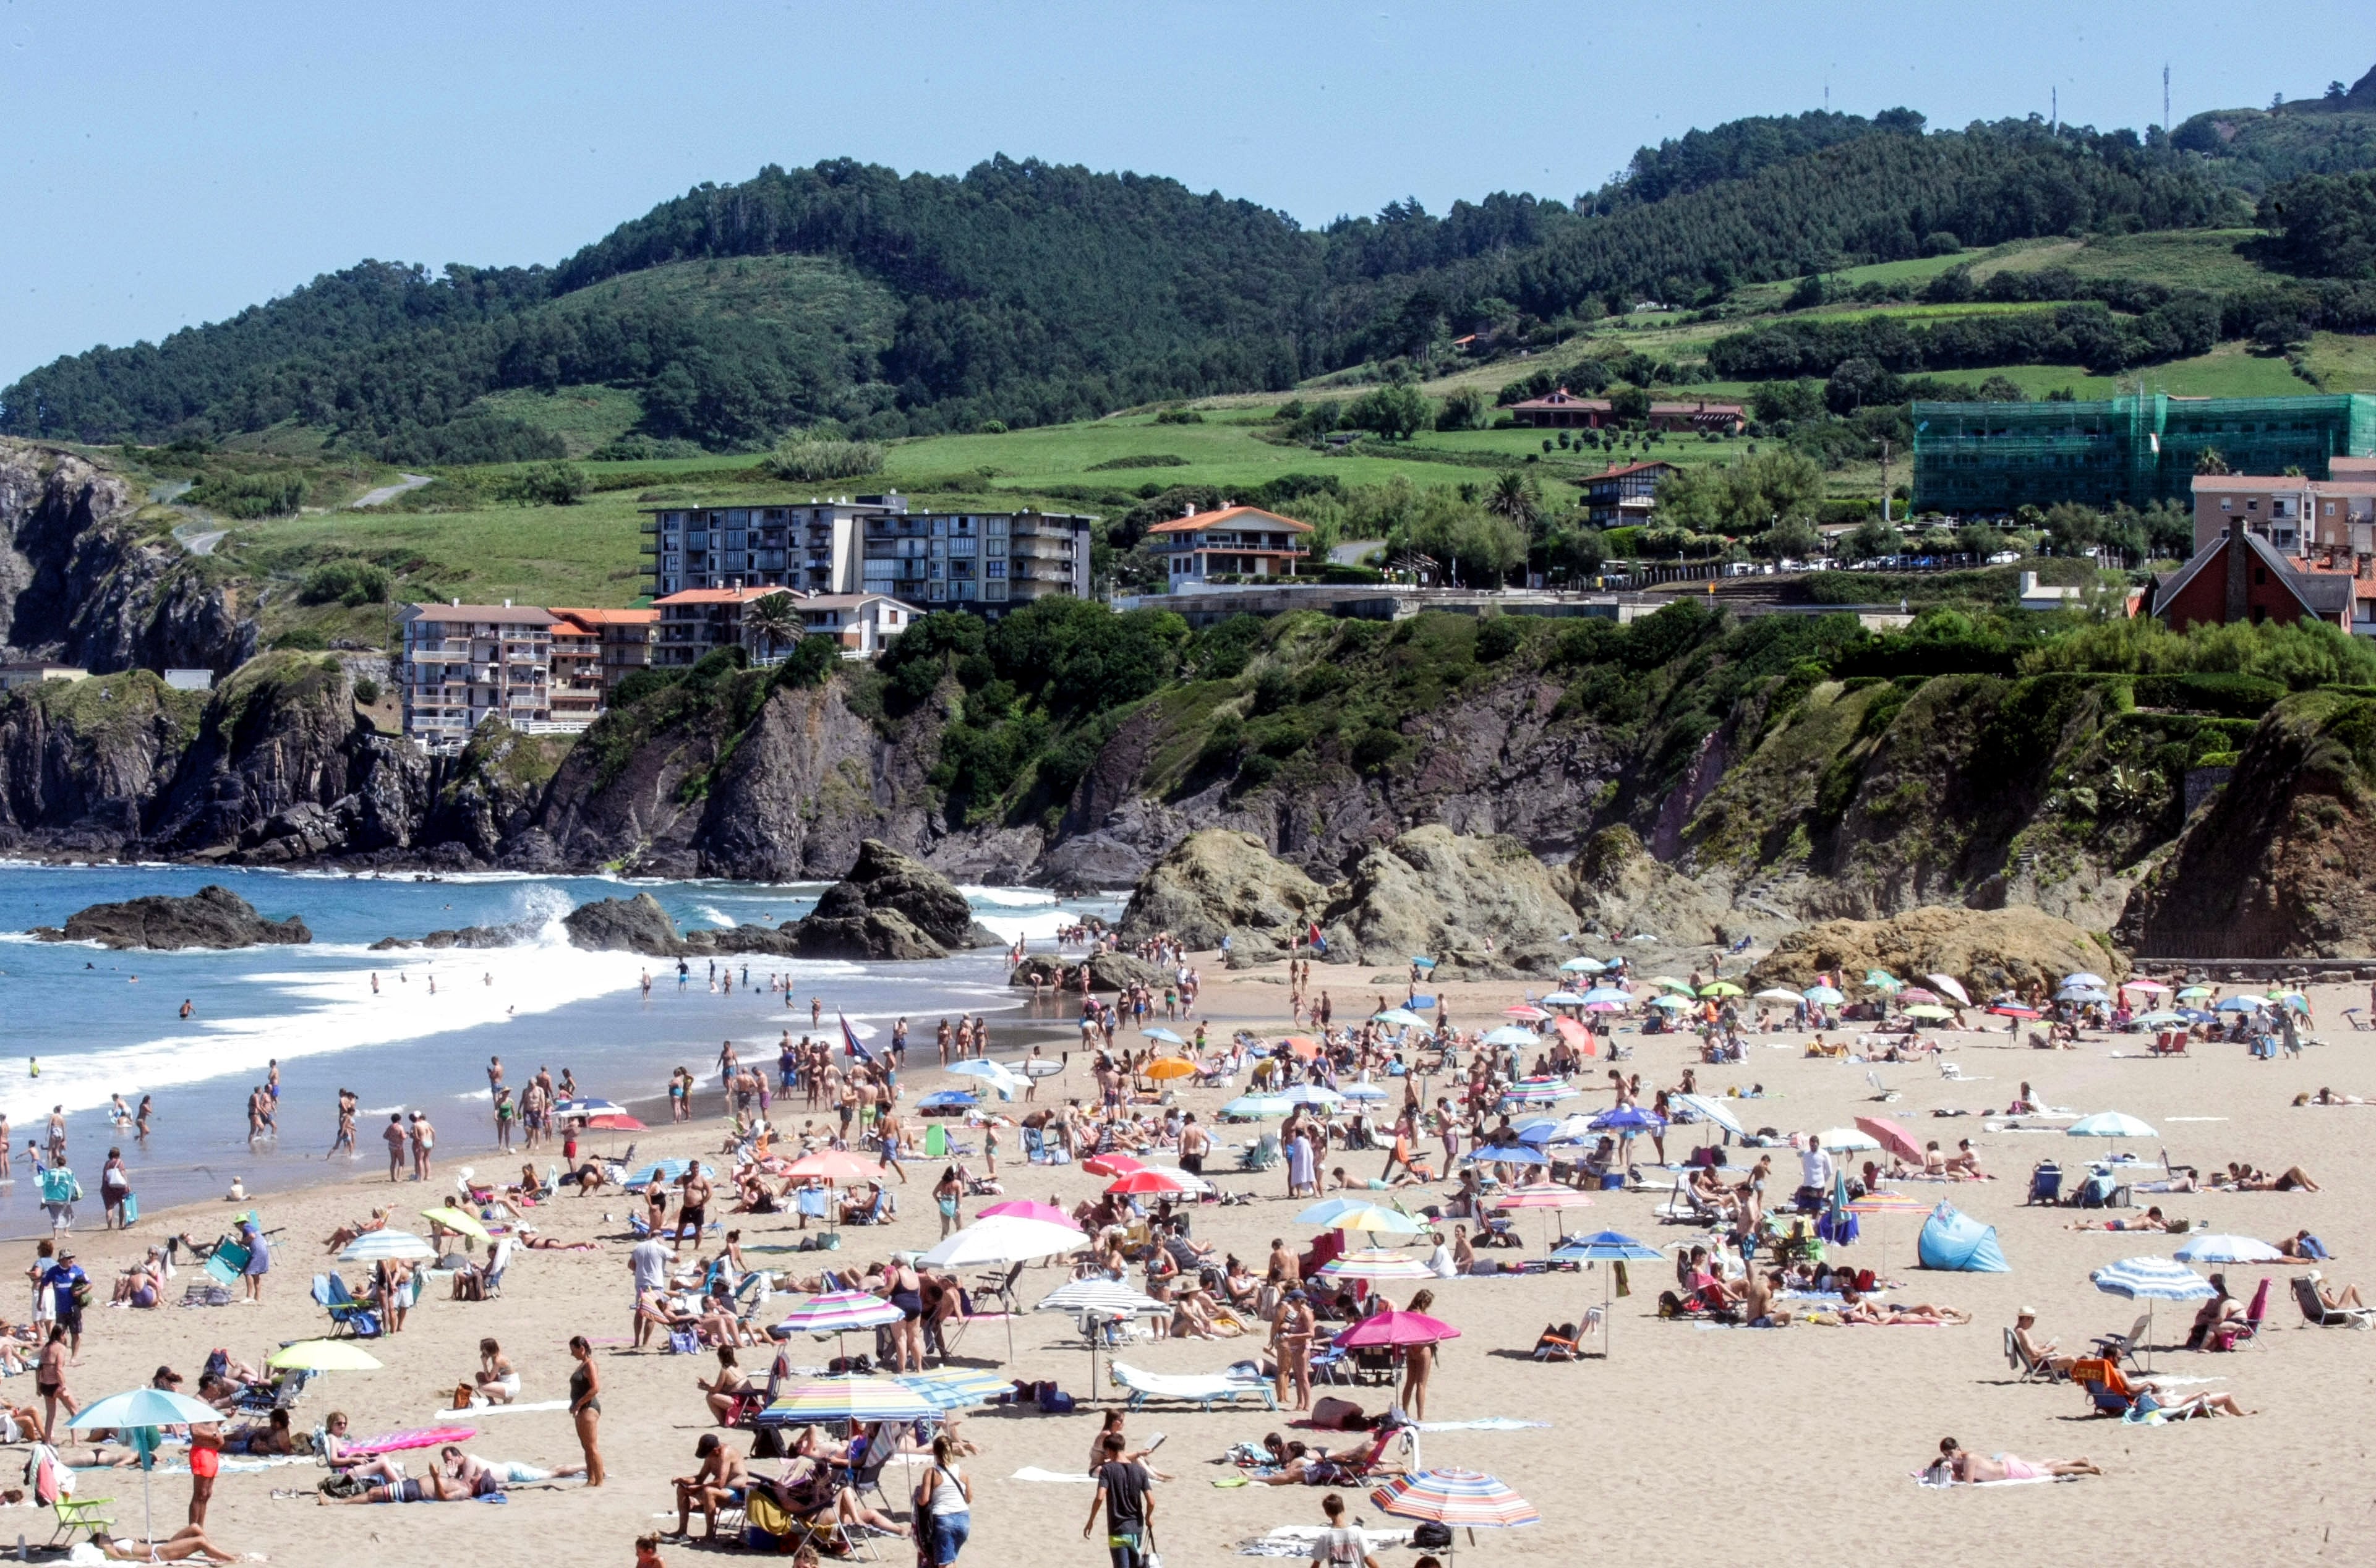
[1912,393,2376,516]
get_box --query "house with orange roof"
[549,606,660,705]
[1145,504,1312,587]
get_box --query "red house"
[2150,522,2354,631]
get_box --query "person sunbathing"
[322,1471,475,1504]
[1839,1287,1968,1325]
[111,1254,163,1308]
[88,1527,244,1561]
[1934,1437,2100,1481]
[322,1209,390,1255]
[669,1434,748,1540]
[224,1407,301,1455]
[514,1226,596,1252]
[1942,1140,1988,1179]
[2309,1272,2369,1311]
[759,1456,909,1536]
[320,1412,410,1486]
[2067,1206,2169,1232]
[2221,1162,2322,1191]
[2276,1230,2333,1261]
[2298,1089,2372,1106]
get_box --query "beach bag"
[667,1328,700,1356]
[1035,1384,1075,1415]
[1411,1522,1453,1551]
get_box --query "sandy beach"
[20,953,2376,1566]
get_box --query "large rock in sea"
[790,839,994,960]
[1117,829,1327,952]
[32,884,310,950]
[1746,905,2127,996]
[562,893,684,956]
[1320,826,1581,975]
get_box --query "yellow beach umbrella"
[421,1206,492,1242]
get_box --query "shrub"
[1475,616,1525,662]
[190,470,306,519]
[1351,727,1408,774]
[1153,409,1205,425]
[271,628,328,651]
[610,667,685,708]
[352,676,382,705]
[299,560,391,607]
[2130,672,2286,717]
[764,435,887,483]
[1320,563,1384,585]
[772,635,841,690]
[499,462,588,506]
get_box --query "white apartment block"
[641,498,882,599]
[398,601,558,751]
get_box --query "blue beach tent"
[1918,1203,2009,1272]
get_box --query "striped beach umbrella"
[1295,1199,1425,1237]
[1318,1249,1435,1282]
[1846,1188,1930,1272]
[776,1290,904,1336]
[339,1229,434,1263]
[1370,1468,1539,1530]
[896,1367,1015,1408]
[759,1375,937,1426]
[1492,1182,1594,1248]
[1548,1230,1665,1358]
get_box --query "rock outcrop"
[1747,905,2127,995]
[33,883,310,949]
[562,893,685,956]
[1117,829,1327,952]
[1320,826,1580,974]
[790,839,994,960]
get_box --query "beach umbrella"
[946,1060,1022,1100]
[421,1206,492,1242]
[1036,1279,1171,1394]
[976,1199,1076,1227]
[1080,1153,1146,1178]
[2058,987,2111,1005]
[1493,1183,1594,1248]
[1902,1003,1955,1021]
[1853,1115,1924,1165]
[584,1112,644,1131]
[1986,1003,2041,1020]
[1558,957,1605,974]
[2063,972,2108,990]
[916,1089,980,1112]
[1549,1017,1597,1058]
[1296,1198,1426,1236]
[777,1289,904,1336]
[1370,1468,1540,1540]
[895,1367,1014,1409]
[1549,1230,1666,1357]
[1221,1093,1294,1119]
[1670,1094,1745,1140]
[1341,1081,1391,1102]
[1864,969,1904,992]
[761,1375,937,1427]
[1500,1005,1549,1022]
[2176,986,2214,1000]
[1334,1309,1461,1349]
[267,1339,383,1372]
[2135,1010,2187,1027]
[920,1216,1088,1357]
[1290,1086,1347,1109]
[1481,1025,1539,1047]
[1319,1249,1435,1282]
[2124,979,2169,994]
[1588,1106,1665,1135]
[553,1097,626,1121]
[2172,1234,2286,1265]
[1651,977,1697,994]
[2275,993,2310,1015]
[1699,981,1744,997]
[1280,1035,1322,1060]
[1462,1144,1551,1169]
[1815,1126,1881,1153]
[1499,1079,1576,1104]
[1845,1188,1929,1271]
[782,1149,882,1185]
[1925,974,1972,1005]
[340,1229,434,1263]
[2215,996,2263,1014]
[1897,987,1941,1005]
[2066,1111,2156,1157]
[2092,1256,2216,1368]
[1141,1057,1196,1081]
[1578,987,1633,1007]
[1140,1027,1186,1044]
[1801,986,1845,1006]
[1374,1008,1431,1029]
[1540,991,1588,1007]
[1646,994,1690,1011]
[1106,1167,1203,1198]
[68,1387,231,1545]
[1753,988,1803,1004]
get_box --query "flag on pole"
[839,1012,876,1065]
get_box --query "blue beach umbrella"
[1801,986,1845,1006]
[1549,1230,1668,1357]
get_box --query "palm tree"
[741,590,801,664]
[1485,469,1539,529]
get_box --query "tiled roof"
[1145,505,1314,537]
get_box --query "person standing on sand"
[415,1111,436,1183]
[383,1115,407,1182]
[568,1335,605,1486]
[630,1233,670,1349]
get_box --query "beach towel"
[1910,1471,2074,1488]
[421,1399,570,1419]
[341,1425,476,1457]
[1413,1418,1549,1431]
[1010,1467,1099,1483]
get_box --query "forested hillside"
[8,89,2376,461]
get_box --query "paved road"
[170,520,227,556]
[1331,539,1385,565]
[351,472,432,508]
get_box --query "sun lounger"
[2293,1274,2376,1329]
[1110,1361,1275,1411]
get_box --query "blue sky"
[4,0,2372,378]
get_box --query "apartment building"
[549,607,659,699]
[2191,474,2376,553]
[398,602,558,749]
[860,508,1095,616]
[651,586,793,668]
[793,593,917,656]
[640,498,892,599]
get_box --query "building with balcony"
[549,607,660,699]
[641,496,898,599]
[793,593,918,657]
[1508,389,1745,433]
[1580,461,1680,526]
[1145,504,1311,586]
[652,586,800,668]
[398,602,558,749]
[859,508,1095,617]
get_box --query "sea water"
[0,863,1121,1234]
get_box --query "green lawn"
[2302,332,2376,393]
[1968,229,2273,293]
[873,414,1493,495]
[1946,343,2319,401]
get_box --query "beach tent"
[1917,1203,2008,1272]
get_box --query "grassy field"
[1967,229,2271,292]
[870,414,1494,495]
[2302,331,2376,393]
[474,385,647,456]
